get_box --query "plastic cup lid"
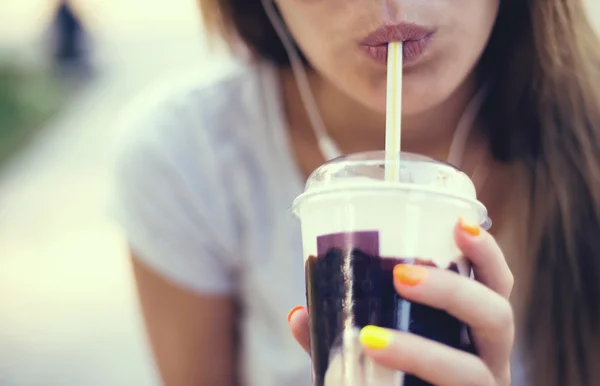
[294,151,491,229]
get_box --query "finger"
[287,306,310,354]
[455,219,514,298]
[359,326,496,386]
[393,265,514,376]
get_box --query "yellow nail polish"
[359,326,393,350]
[459,218,481,236]
[393,264,427,286]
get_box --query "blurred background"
[0,1,599,385]
[0,1,236,385]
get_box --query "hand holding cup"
[288,220,514,386]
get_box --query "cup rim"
[292,183,492,230]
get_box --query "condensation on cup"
[292,151,491,386]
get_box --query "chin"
[365,94,388,114]
[335,66,448,116]
[400,76,449,116]
[350,82,389,114]
[349,83,446,118]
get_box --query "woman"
[114,0,600,385]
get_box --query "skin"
[132,255,237,386]
[133,0,515,384]
[276,0,499,156]
[289,223,515,385]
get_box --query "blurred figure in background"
[51,0,91,74]
[114,0,600,385]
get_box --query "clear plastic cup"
[292,151,490,386]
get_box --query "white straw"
[385,41,403,181]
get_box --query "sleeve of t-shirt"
[113,91,239,295]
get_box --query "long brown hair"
[199,0,600,384]
[480,0,600,385]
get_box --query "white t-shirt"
[114,61,526,386]
[114,62,310,386]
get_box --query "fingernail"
[459,217,481,236]
[393,264,427,286]
[287,306,304,322]
[359,326,393,349]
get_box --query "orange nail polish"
[459,218,481,236]
[287,306,304,322]
[393,265,427,286]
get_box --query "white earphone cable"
[446,83,490,167]
[261,0,488,170]
[261,0,342,161]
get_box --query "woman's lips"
[360,37,432,65]
[359,23,434,66]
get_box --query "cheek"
[275,1,344,63]
[276,1,368,93]
[275,0,379,65]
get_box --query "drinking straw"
[384,41,403,181]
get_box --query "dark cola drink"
[292,151,490,386]
[305,231,468,386]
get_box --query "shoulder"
[113,61,281,190]
[112,61,282,249]
[112,65,265,231]
[116,62,273,155]
[111,64,280,290]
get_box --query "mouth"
[359,23,434,66]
